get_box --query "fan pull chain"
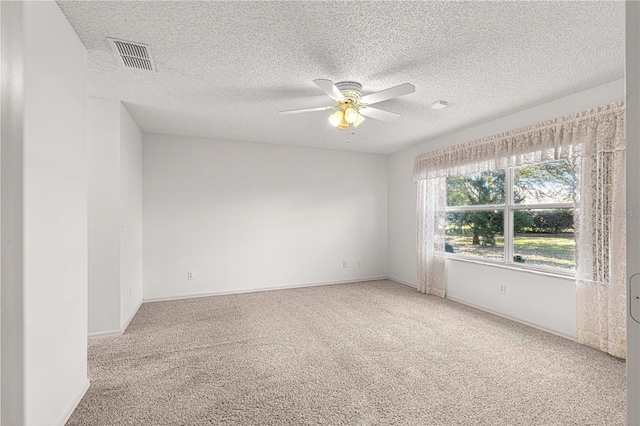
[346,129,356,143]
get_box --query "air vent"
[107,38,156,72]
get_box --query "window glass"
[446,170,506,206]
[513,160,577,204]
[445,211,504,260]
[512,208,575,270]
[444,161,576,273]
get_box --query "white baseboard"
[121,298,143,333]
[87,328,122,339]
[445,295,576,341]
[386,277,417,288]
[143,276,389,303]
[88,298,143,339]
[56,377,89,425]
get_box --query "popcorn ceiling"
[57,1,624,154]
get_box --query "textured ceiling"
[57,1,624,154]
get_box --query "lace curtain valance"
[413,101,625,181]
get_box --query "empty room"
[2,1,640,425]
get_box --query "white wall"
[86,99,143,336]
[119,104,143,325]
[22,2,89,424]
[143,134,388,300]
[1,1,25,422]
[87,97,121,333]
[388,78,625,338]
[445,260,576,338]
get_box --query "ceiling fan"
[277,79,415,130]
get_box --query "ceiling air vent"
[107,38,156,72]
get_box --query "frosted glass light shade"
[329,111,343,127]
[344,107,359,124]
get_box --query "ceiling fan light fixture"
[329,110,343,127]
[278,79,415,132]
[344,106,359,124]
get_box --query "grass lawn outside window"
[446,233,575,270]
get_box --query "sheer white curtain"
[574,108,626,358]
[416,178,446,296]
[413,102,626,358]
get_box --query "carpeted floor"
[68,280,625,425]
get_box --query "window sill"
[444,255,575,280]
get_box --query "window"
[445,160,576,273]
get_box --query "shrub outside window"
[445,160,576,273]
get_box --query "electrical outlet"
[187,271,195,280]
[342,261,347,268]
[499,284,507,295]
[357,259,362,268]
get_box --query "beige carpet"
[68,280,625,425]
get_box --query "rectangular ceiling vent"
[107,38,156,72]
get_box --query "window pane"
[512,209,575,270]
[445,211,504,260]
[514,160,577,204]
[447,170,506,206]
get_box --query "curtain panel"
[416,178,446,297]
[413,101,626,358]
[574,111,626,358]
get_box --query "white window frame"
[444,167,575,277]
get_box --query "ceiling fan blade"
[359,106,400,122]
[277,106,333,115]
[314,79,346,102]
[360,83,415,105]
